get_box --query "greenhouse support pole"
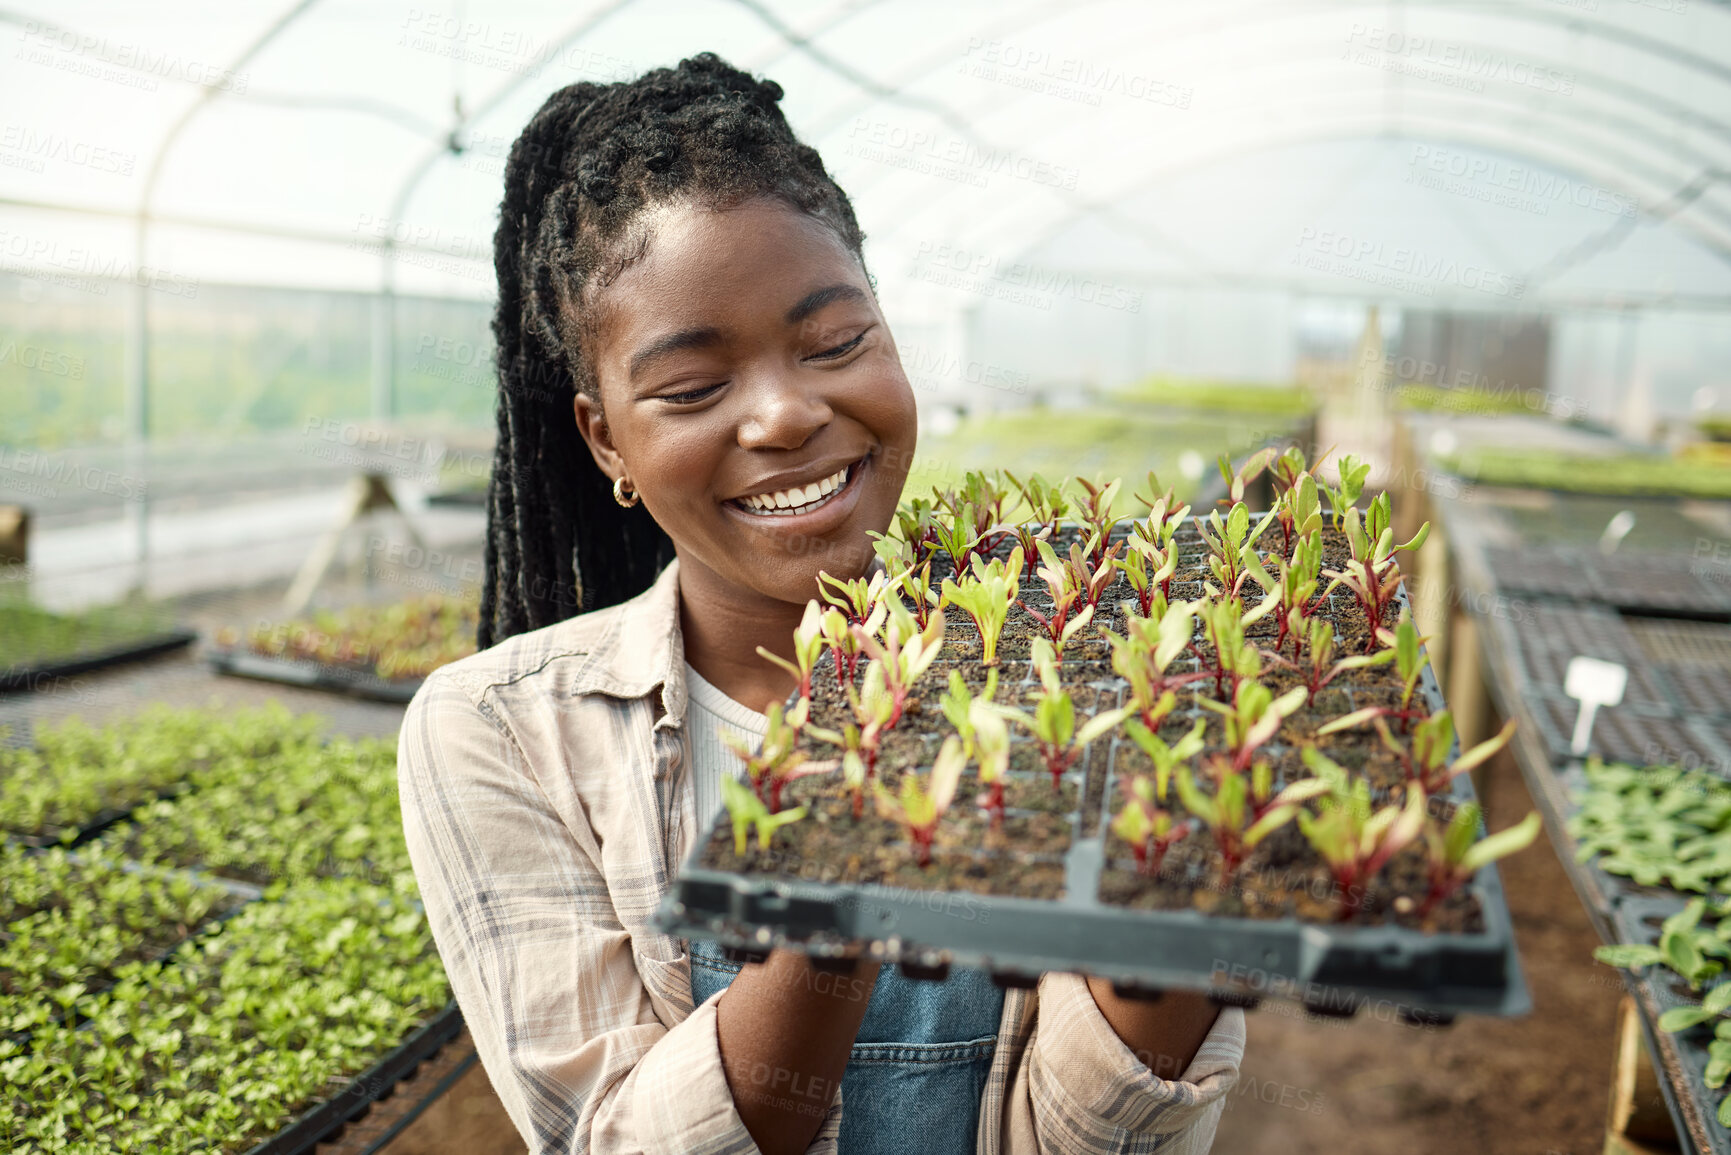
[123,215,150,592]
[372,250,396,421]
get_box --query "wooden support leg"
[282,473,423,617]
[1604,996,1681,1155]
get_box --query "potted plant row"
[1574,756,1731,1147]
[0,706,460,1155]
[657,453,1541,1017]
[0,596,196,692]
[209,592,478,702]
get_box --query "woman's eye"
[809,332,867,361]
[662,383,723,405]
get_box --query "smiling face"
[572,196,918,620]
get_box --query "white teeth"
[737,464,854,516]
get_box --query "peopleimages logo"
[1405,146,1637,219]
[1292,228,1526,300]
[1343,23,1575,95]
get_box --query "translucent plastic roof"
[5,0,1730,322]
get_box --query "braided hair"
[481,53,866,648]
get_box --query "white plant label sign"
[1565,656,1628,757]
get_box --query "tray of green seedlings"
[97,731,408,890]
[0,598,196,693]
[0,878,456,1155]
[0,843,248,1040]
[1597,895,1731,1154]
[0,706,322,849]
[1567,758,1731,919]
[209,592,479,703]
[657,456,1541,1019]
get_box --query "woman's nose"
[735,368,833,451]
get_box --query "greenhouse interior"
[4,1,1731,1152]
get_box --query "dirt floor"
[1212,746,1627,1154]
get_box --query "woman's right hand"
[715,950,883,1155]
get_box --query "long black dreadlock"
[480,53,866,649]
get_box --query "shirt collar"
[568,555,687,731]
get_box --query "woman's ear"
[573,393,626,483]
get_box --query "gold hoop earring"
[612,476,640,508]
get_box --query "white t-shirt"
[682,661,767,828]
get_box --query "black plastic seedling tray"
[0,627,198,693]
[657,541,1530,1020]
[1,780,195,850]
[240,1001,466,1155]
[1612,897,1731,1155]
[207,647,423,703]
[1483,546,1731,620]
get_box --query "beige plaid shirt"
[399,557,1243,1154]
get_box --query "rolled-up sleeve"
[399,670,843,1154]
[1000,973,1244,1154]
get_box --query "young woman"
[399,54,1244,1155]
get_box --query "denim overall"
[689,939,1005,1155]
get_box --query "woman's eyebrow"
[786,284,866,324]
[628,326,724,382]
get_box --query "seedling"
[1132,471,1181,520]
[1328,712,1517,796]
[853,602,946,732]
[1005,469,1070,536]
[755,600,827,701]
[1198,596,1276,700]
[721,699,825,814]
[1264,530,1326,655]
[1175,759,1329,880]
[873,736,967,867]
[1199,501,1278,600]
[1115,529,1176,620]
[818,602,885,691]
[1309,615,1431,731]
[721,776,809,857]
[1272,467,1326,557]
[1296,752,1427,920]
[1110,773,1191,876]
[1215,447,1277,505]
[970,700,1012,829]
[1267,444,1316,499]
[1323,493,1430,645]
[931,501,986,575]
[1066,476,1123,562]
[1419,801,1541,917]
[1008,520,1055,572]
[888,497,941,569]
[939,667,1000,755]
[1113,482,1191,615]
[1019,538,1111,660]
[1596,899,1730,991]
[1103,600,1205,731]
[1000,639,1132,791]
[1198,678,1308,776]
[868,538,941,632]
[938,546,1025,667]
[1123,716,1206,802]
[806,663,899,814]
[949,469,1016,556]
[818,568,895,629]
[1265,617,1397,705]
[1323,454,1372,528]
